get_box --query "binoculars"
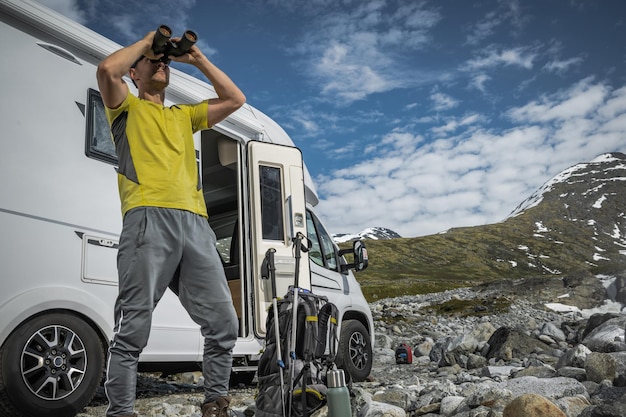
[152,25,197,62]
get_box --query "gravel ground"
[77,374,258,417]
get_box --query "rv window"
[210,212,238,264]
[259,165,284,241]
[85,88,117,165]
[306,210,338,271]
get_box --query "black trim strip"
[0,207,118,237]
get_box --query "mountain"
[332,227,402,243]
[349,152,626,301]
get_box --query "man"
[96,30,246,417]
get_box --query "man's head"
[129,56,170,91]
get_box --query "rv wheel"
[336,319,372,382]
[0,312,105,417]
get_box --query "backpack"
[256,288,339,417]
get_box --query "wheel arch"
[340,308,375,348]
[0,286,113,349]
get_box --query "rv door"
[247,141,310,337]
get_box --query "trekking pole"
[288,287,299,417]
[288,232,304,417]
[263,248,287,417]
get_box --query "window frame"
[259,164,285,241]
[306,210,338,272]
[85,88,118,165]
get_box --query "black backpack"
[256,288,339,417]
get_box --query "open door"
[248,141,310,337]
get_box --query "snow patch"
[593,195,607,208]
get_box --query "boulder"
[557,343,591,368]
[485,327,551,361]
[582,316,626,353]
[585,352,617,383]
[503,393,566,417]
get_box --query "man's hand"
[140,31,165,61]
[168,38,203,66]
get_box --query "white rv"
[0,1,374,416]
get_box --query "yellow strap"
[306,315,318,322]
[292,388,324,400]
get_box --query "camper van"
[0,1,374,416]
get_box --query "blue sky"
[41,0,626,237]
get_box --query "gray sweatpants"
[105,207,238,417]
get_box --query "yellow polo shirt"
[105,90,209,217]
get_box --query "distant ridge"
[333,227,402,243]
[508,152,626,218]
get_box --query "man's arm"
[96,32,155,109]
[175,47,246,126]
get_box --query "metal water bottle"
[327,369,352,417]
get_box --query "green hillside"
[345,154,626,302]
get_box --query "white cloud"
[290,0,443,103]
[37,0,200,47]
[464,0,527,45]
[465,11,503,45]
[543,56,584,74]
[598,86,626,119]
[507,77,609,122]
[37,0,87,24]
[430,91,459,111]
[464,45,537,71]
[316,78,626,237]
[469,73,491,93]
[430,113,483,136]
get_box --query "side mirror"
[339,240,368,273]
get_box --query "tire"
[0,312,105,417]
[335,319,372,382]
[229,370,256,387]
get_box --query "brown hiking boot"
[201,396,231,417]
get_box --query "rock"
[561,270,607,309]
[502,393,566,417]
[557,343,592,368]
[461,386,513,411]
[481,365,523,378]
[414,338,434,357]
[438,395,464,416]
[614,272,626,305]
[579,391,626,417]
[375,333,393,349]
[582,316,626,352]
[371,388,415,410]
[581,313,622,340]
[557,366,587,381]
[554,394,591,417]
[485,327,552,361]
[585,352,617,383]
[466,353,487,370]
[542,322,567,342]
[511,364,557,378]
[609,351,626,386]
[501,376,587,400]
[353,388,406,417]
